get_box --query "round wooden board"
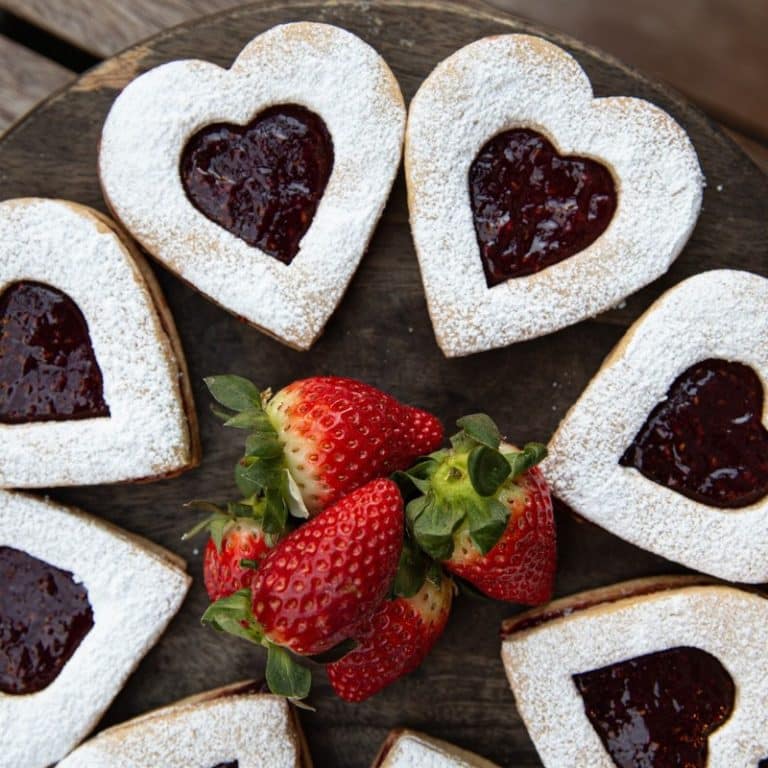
[1,1,766,765]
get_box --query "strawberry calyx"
[395,413,547,561]
[201,587,312,700]
[182,495,284,551]
[204,374,309,520]
[201,587,356,701]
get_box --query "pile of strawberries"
[187,375,556,702]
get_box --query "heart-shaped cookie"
[0,198,199,487]
[546,269,768,582]
[501,577,768,767]
[406,35,703,357]
[0,490,190,768]
[100,23,406,350]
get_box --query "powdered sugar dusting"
[502,584,768,766]
[100,23,405,350]
[545,269,768,582]
[0,490,190,768]
[381,730,499,768]
[59,688,303,767]
[406,34,703,357]
[0,199,193,487]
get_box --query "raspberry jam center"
[573,647,734,768]
[620,359,768,508]
[0,546,94,694]
[469,128,616,286]
[180,104,334,265]
[0,281,109,424]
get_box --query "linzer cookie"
[58,681,311,767]
[99,22,406,350]
[501,577,768,767]
[546,270,768,581]
[0,490,190,768]
[0,198,199,487]
[373,729,500,767]
[405,34,702,356]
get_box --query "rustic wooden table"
[0,3,766,767]
[1,0,766,170]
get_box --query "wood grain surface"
[3,0,767,139]
[0,34,71,131]
[0,2,766,766]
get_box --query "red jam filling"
[0,546,94,694]
[620,359,768,508]
[469,128,616,286]
[180,104,334,265]
[0,281,109,424]
[573,646,734,768]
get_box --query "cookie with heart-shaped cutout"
[0,489,190,768]
[373,729,500,767]
[58,681,310,768]
[406,34,703,357]
[0,198,199,487]
[501,576,768,768]
[546,269,768,582]
[100,22,406,351]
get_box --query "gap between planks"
[0,33,73,132]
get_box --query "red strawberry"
[203,478,404,660]
[401,414,556,605]
[203,519,270,602]
[444,463,555,604]
[205,375,443,516]
[326,569,453,702]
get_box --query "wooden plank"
[0,0,240,57]
[0,34,72,132]
[487,0,768,138]
[724,128,768,175]
[0,3,765,766]
[2,0,767,139]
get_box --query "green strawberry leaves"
[464,497,509,555]
[205,375,262,413]
[393,536,431,597]
[399,414,548,561]
[467,445,511,496]
[201,590,315,701]
[505,442,548,478]
[201,588,264,645]
[456,413,501,449]
[206,374,310,521]
[408,495,464,561]
[265,643,312,700]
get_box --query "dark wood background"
[0,2,766,766]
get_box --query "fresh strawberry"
[326,566,453,702]
[202,519,270,602]
[201,478,404,699]
[204,375,443,516]
[398,414,556,605]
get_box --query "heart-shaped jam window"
[0,546,94,694]
[620,359,768,508]
[573,646,734,768]
[469,128,617,286]
[0,281,110,424]
[180,104,334,265]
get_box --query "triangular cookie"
[0,198,199,487]
[0,490,190,768]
